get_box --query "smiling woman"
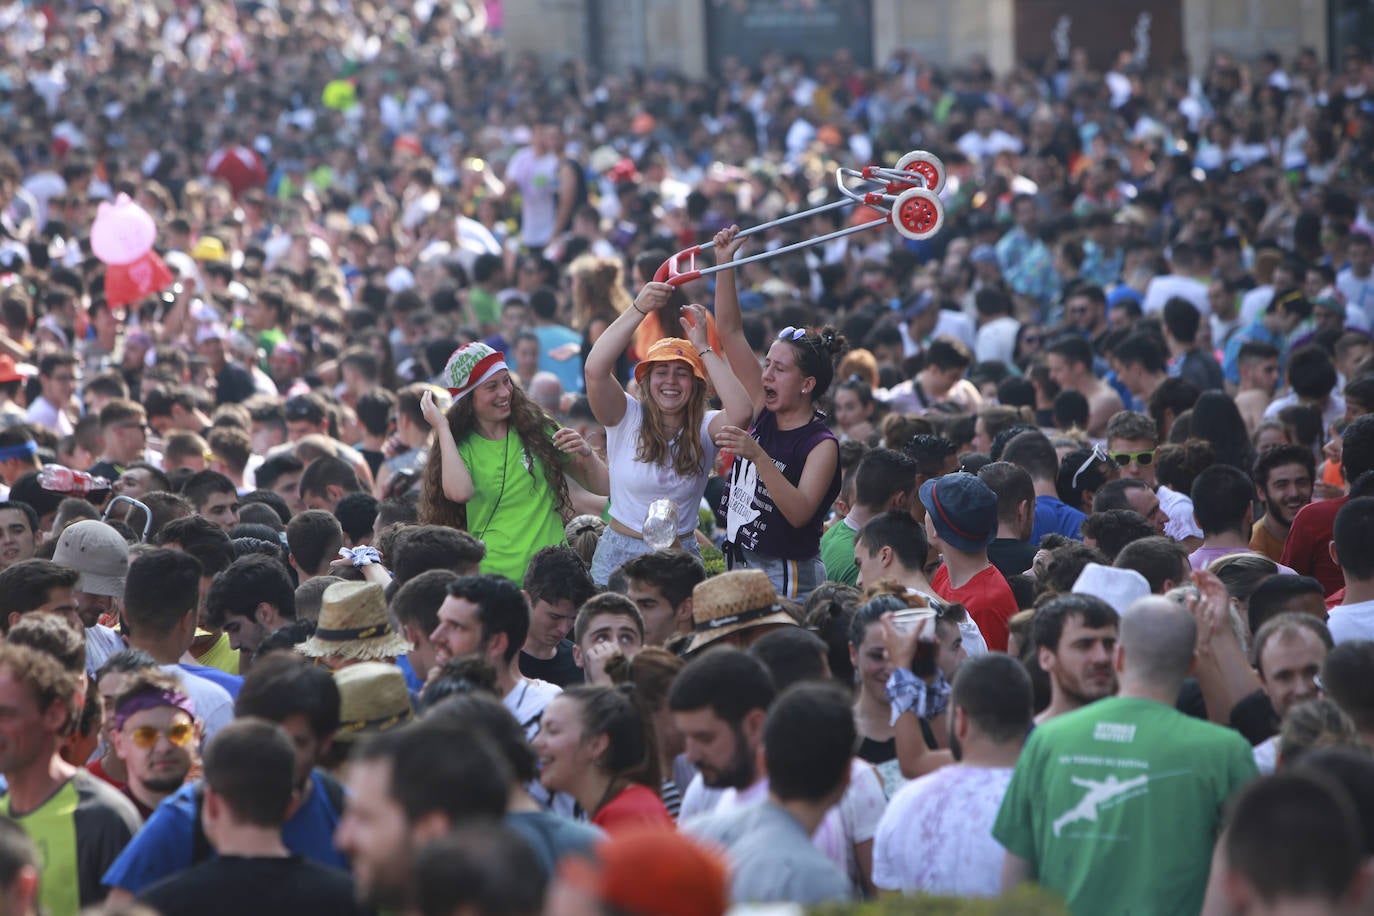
[582,280,753,585]
[419,342,610,582]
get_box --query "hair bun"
[817,325,849,362]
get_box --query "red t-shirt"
[86,757,125,792]
[591,783,674,835]
[931,563,1017,652]
[1280,496,1347,596]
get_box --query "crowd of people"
[2,0,1374,914]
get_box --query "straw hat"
[685,570,797,654]
[295,581,413,661]
[333,662,413,742]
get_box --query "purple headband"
[113,688,196,731]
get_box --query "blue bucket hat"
[919,474,999,552]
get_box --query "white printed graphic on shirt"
[1052,773,1150,837]
[725,458,760,543]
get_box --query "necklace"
[474,431,511,541]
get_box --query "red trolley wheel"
[891,188,944,241]
[894,150,946,195]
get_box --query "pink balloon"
[90,193,157,265]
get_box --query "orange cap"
[633,337,706,386]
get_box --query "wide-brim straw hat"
[296,581,413,660]
[686,569,796,654]
[333,662,414,742]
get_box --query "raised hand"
[713,224,746,261]
[633,281,674,314]
[419,388,447,429]
[680,303,711,351]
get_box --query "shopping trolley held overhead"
[653,150,948,287]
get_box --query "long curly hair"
[418,382,571,531]
[569,254,631,331]
[636,367,709,477]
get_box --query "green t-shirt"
[820,519,859,586]
[1,770,141,915]
[993,696,1257,916]
[470,288,500,327]
[457,429,566,582]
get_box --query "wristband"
[632,303,647,316]
[697,346,714,358]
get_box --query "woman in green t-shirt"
[418,342,608,581]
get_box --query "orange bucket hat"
[633,337,707,386]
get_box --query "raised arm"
[882,614,955,779]
[680,303,753,434]
[585,282,672,427]
[714,427,837,528]
[710,225,764,410]
[420,389,475,504]
[1187,569,1264,725]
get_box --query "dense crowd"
[2,0,1374,914]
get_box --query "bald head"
[1119,597,1197,688]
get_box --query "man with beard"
[873,654,1034,897]
[51,520,128,676]
[108,669,199,819]
[103,654,349,902]
[334,722,511,912]
[429,575,561,740]
[668,648,776,822]
[1249,445,1315,563]
[1250,614,1332,773]
[1033,594,1120,725]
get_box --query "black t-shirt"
[987,538,1039,579]
[215,364,256,405]
[357,447,385,480]
[138,855,366,916]
[519,639,584,687]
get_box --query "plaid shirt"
[995,226,1059,308]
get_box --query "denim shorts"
[589,527,702,586]
[729,547,826,604]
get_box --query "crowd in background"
[1,0,1374,914]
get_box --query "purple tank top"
[720,409,840,560]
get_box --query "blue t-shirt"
[180,664,243,699]
[534,324,584,393]
[102,770,347,894]
[1031,495,1086,546]
[397,654,424,695]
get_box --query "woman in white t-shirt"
[584,282,752,584]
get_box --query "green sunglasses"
[1109,450,1155,468]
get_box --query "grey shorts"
[729,547,826,604]
[589,527,702,586]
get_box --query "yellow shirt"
[193,631,240,675]
[1249,519,1286,564]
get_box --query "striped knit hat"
[443,342,509,401]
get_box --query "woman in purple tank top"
[711,225,844,602]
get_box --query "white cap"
[1072,563,1151,616]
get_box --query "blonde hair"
[569,255,631,331]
